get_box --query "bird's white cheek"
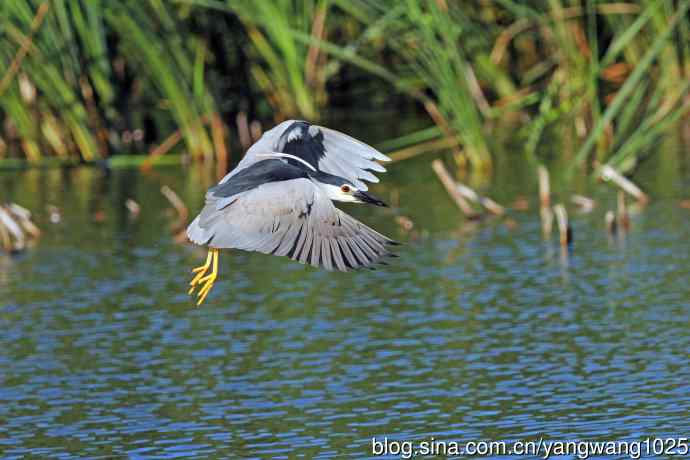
[340,193,358,202]
[320,184,358,202]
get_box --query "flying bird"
[186,120,397,305]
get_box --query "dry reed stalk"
[464,64,491,117]
[143,114,217,169]
[538,165,550,207]
[125,199,141,218]
[491,4,640,65]
[456,183,505,215]
[423,101,463,158]
[605,210,617,235]
[600,164,649,204]
[305,3,328,89]
[236,112,252,149]
[480,197,506,216]
[161,186,189,235]
[211,112,229,180]
[0,206,26,252]
[431,159,477,217]
[493,86,536,109]
[553,204,571,246]
[7,203,40,238]
[0,2,50,98]
[571,194,596,212]
[617,190,630,231]
[249,120,263,142]
[0,220,10,252]
[540,206,553,239]
[388,136,460,163]
[395,215,414,232]
[143,129,183,167]
[47,205,61,224]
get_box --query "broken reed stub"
[456,183,480,203]
[395,215,414,232]
[7,203,40,238]
[553,204,570,246]
[617,190,630,231]
[480,196,506,216]
[600,165,649,204]
[605,210,617,235]
[0,203,41,252]
[0,207,24,251]
[125,199,141,218]
[456,182,505,216]
[540,205,553,239]
[538,165,550,208]
[571,194,595,212]
[431,160,477,218]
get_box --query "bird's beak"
[354,190,388,207]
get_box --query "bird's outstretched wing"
[186,178,396,271]
[225,120,390,190]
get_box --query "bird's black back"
[209,159,309,198]
[275,120,327,171]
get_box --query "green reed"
[0,0,688,178]
[0,0,217,162]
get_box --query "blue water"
[2,156,690,459]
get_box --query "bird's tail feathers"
[186,202,225,246]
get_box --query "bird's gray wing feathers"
[315,125,389,190]
[186,178,395,271]
[218,120,390,191]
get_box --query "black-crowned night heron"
[186,120,397,305]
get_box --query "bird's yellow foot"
[188,249,214,294]
[188,248,219,306]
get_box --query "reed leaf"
[570,0,690,172]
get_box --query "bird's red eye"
[341,185,351,193]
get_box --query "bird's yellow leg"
[188,249,214,295]
[194,248,219,306]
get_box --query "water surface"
[2,149,690,459]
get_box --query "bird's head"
[312,172,387,206]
